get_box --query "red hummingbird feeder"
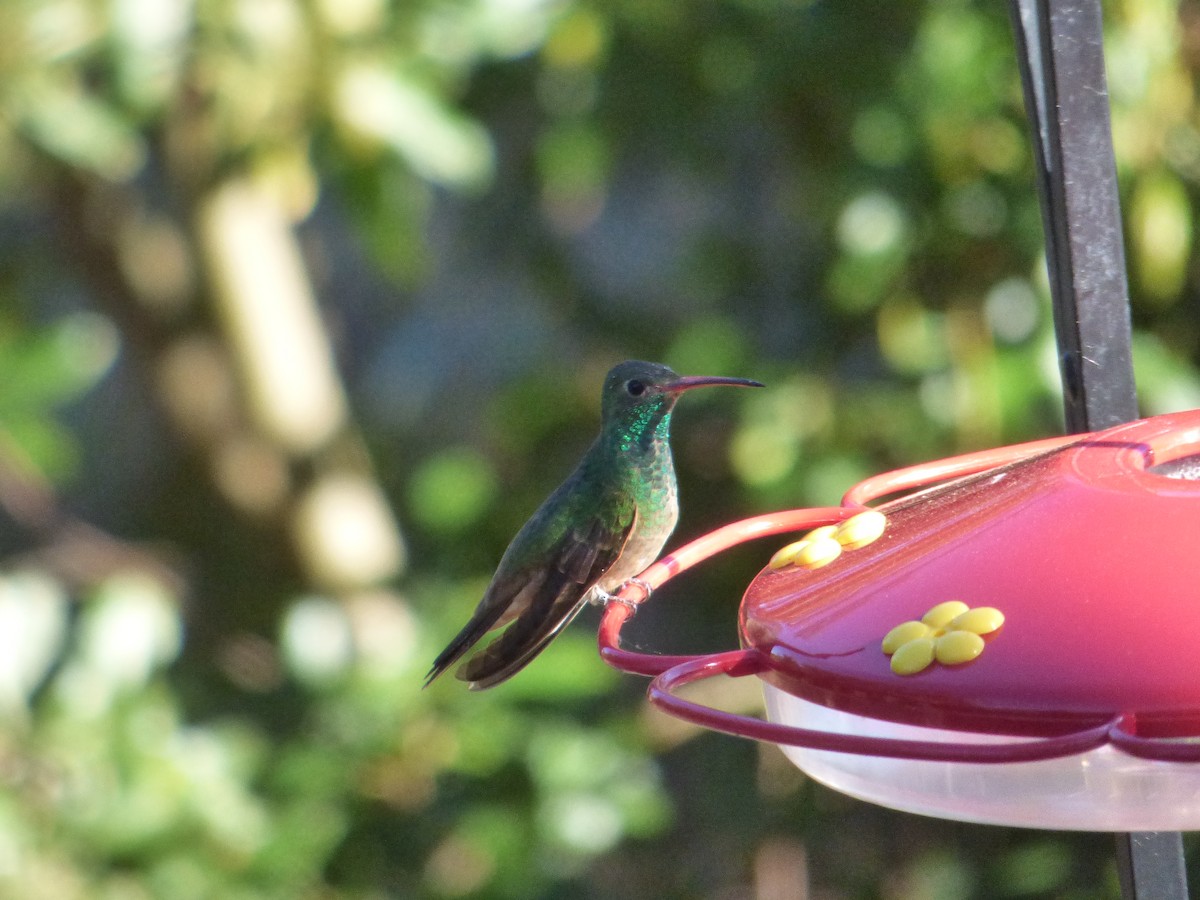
[599,410,1200,831]
[603,3,1198,891]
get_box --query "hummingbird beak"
[664,375,764,393]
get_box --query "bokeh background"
[1,0,1199,897]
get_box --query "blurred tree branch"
[0,441,183,593]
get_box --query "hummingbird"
[425,360,763,690]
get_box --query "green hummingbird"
[425,360,762,690]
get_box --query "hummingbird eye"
[625,379,647,397]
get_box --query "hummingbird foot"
[621,577,654,602]
[593,577,654,611]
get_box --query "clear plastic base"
[763,685,1200,830]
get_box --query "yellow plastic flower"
[769,510,887,571]
[882,603,1004,675]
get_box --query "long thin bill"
[666,375,764,392]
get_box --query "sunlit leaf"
[408,447,498,534]
[333,63,494,188]
[13,77,144,179]
[1130,168,1192,306]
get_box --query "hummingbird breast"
[597,447,679,590]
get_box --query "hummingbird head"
[600,360,763,450]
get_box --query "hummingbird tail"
[456,562,596,689]
[424,626,485,687]
[424,596,512,687]
[424,567,558,687]
[432,503,638,689]
[457,592,591,690]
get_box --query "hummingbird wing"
[425,499,636,690]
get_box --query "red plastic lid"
[740,410,1200,739]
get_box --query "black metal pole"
[1007,1,1186,898]
[1010,0,1138,431]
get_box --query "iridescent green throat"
[614,398,673,454]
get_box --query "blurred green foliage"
[1,0,1199,898]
